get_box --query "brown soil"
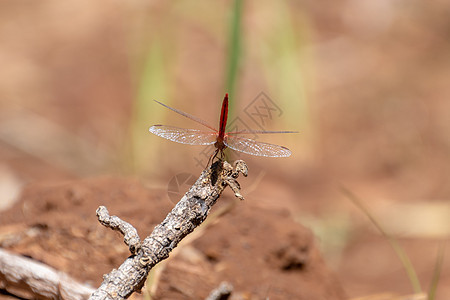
[0,177,345,300]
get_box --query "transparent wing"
[227,130,298,135]
[224,135,292,157]
[149,125,217,145]
[153,100,216,131]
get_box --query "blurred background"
[0,0,449,299]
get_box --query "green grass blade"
[340,186,423,294]
[127,42,169,174]
[428,242,446,300]
[225,0,243,106]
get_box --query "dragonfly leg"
[206,149,218,168]
[205,148,225,168]
[219,149,225,161]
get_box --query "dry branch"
[0,248,94,300]
[96,206,141,255]
[89,160,248,300]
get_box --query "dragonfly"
[149,93,297,161]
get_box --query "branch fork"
[89,160,247,300]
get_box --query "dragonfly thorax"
[214,137,227,151]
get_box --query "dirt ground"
[1,1,450,300]
[0,177,345,300]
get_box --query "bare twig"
[89,160,248,300]
[96,206,141,255]
[0,248,94,300]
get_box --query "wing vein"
[224,135,291,157]
[154,100,217,131]
[149,125,217,145]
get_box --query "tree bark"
[89,160,247,300]
[0,248,94,300]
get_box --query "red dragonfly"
[149,93,296,160]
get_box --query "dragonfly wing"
[149,125,217,145]
[224,135,292,157]
[153,100,216,131]
[227,130,298,135]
